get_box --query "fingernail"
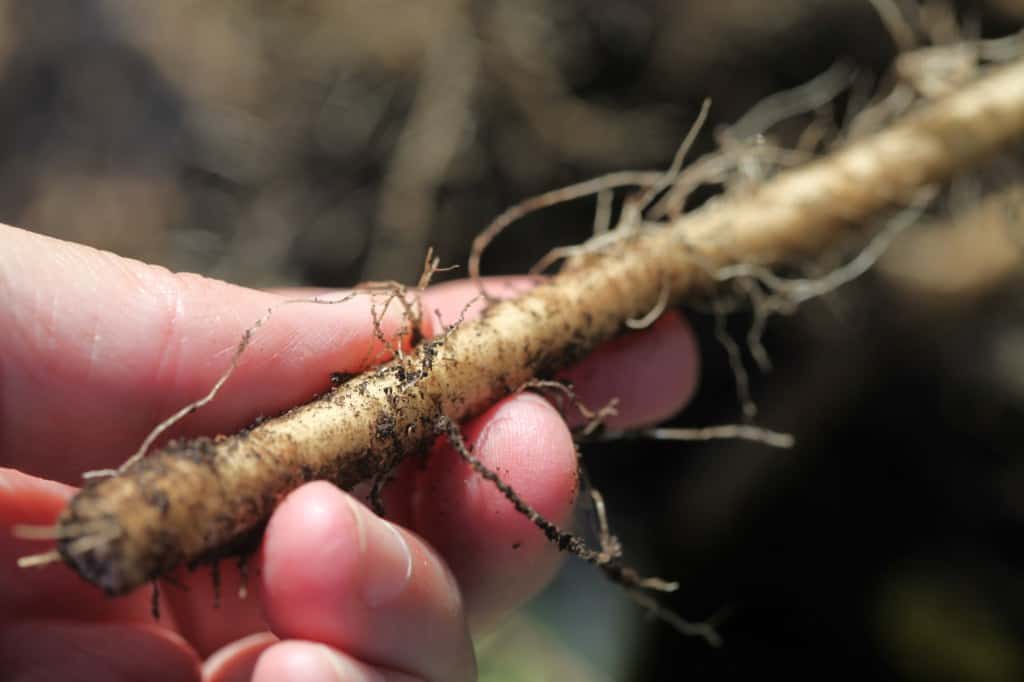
[343,496,413,607]
[279,644,350,682]
[317,645,373,682]
[202,632,277,682]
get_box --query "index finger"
[0,224,409,482]
[1,224,698,485]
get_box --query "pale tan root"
[725,62,856,143]
[17,551,63,569]
[83,291,375,479]
[468,170,665,296]
[705,187,936,400]
[712,301,758,419]
[516,379,619,438]
[596,426,795,450]
[32,58,1024,598]
[83,256,453,483]
[581,484,723,645]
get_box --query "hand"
[0,223,699,681]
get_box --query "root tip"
[12,523,60,540]
[17,549,63,568]
[82,469,118,480]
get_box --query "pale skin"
[0,223,699,681]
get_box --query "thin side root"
[469,170,664,297]
[637,98,712,214]
[629,589,723,648]
[636,425,794,449]
[589,424,795,449]
[83,288,407,480]
[12,523,61,540]
[83,306,279,478]
[439,416,611,563]
[625,279,670,330]
[439,416,684,601]
[713,304,757,420]
[17,550,63,569]
[588,487,621,560]
[580,477,721,645]
[14,519,119,541]
[517,379,618,437]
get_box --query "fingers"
[203,635,424,682]
[259,482,476,681]
[2,222,699,485]
[388,392,579,631]
[1,466,272,658]
[161,559,268,658]
[384,279,698,630]
[202,632,277,682]
[0,224,409,481]
[0,468,160,625]
[421,278,700,428]
[2,468,208,682]
[2,225,701,670]
[251,642,422,682]
[559,309,699,428]
[0,621,200,682]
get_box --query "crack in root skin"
[49,58,1024,595]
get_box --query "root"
[628,589,722,647]
[635,98,711,214]
[576,473,721,645]
[438,416,613,567]
[585,487,620,561]
[81,307,275,479]
[593,188,614,236]
[712,187,937,306]
[713,302,758,420]
[439,417,681,591]
[625,279,670,331]
[650,132,810,221]
[20,56,1024,601]
[596,425,794,450]
[517,379,619,438]
[469,170,663,298]
[525,102,712,278]
[12,524,64,540]
[82,290,369,479]
[368,471,394,517]
[84,263,449,481]
[697,185,938,402]
[440,412,716,643]
[727,62,857,142]
[868,0,919,53]
[734,277,774,372]
[17,550,63,569]
[529,226,640,277]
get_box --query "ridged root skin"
[57,58,1024,595]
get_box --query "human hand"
[0,223,699,681]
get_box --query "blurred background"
[4,1,1024,680]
